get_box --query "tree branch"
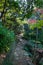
[0,0,6,19]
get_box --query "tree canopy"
[0,0,43,20]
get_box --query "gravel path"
[12,35,34,65]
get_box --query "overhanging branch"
[0,0,7,19]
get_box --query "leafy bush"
[0,23,15,53]
[23,24,43,65]
[23,40,43,65]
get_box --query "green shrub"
[0,23,15,53]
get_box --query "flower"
[28,19,36,24]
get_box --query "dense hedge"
[0,23,15,53]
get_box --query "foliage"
[0,0,43,20]
[0,0,43,34]
[28,20,43,29]
[23,22,43,65]
[0,23,15,53]
[23,40,43,65]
